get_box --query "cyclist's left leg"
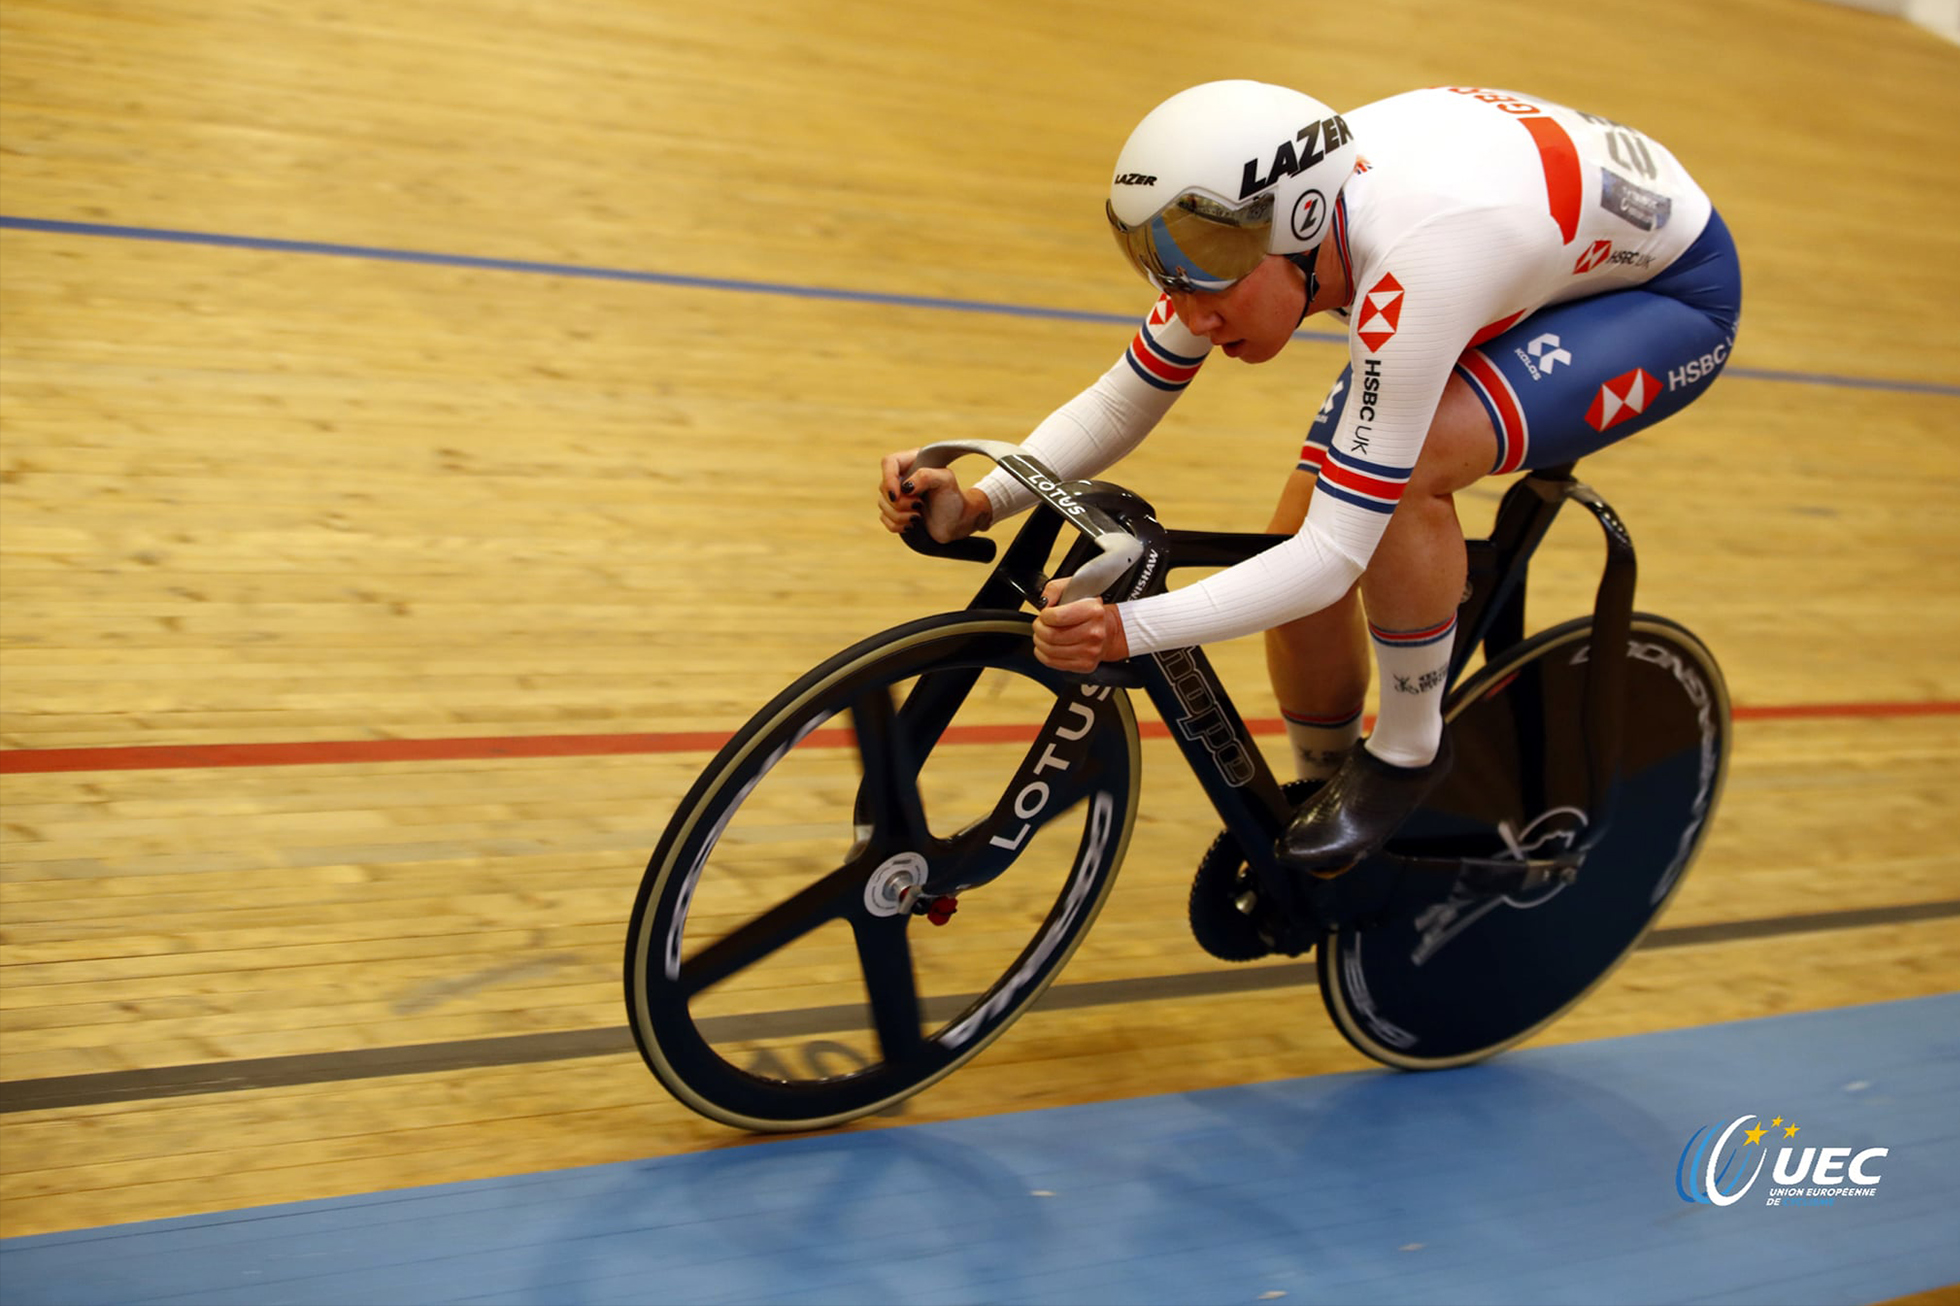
[1355,379,1500,768]
[1280,212,1742,872]
[1374,211,1743,772]
[1453,211,1742,481]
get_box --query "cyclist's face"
[1165,256,1306,364]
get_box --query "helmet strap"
[1284,250,1321,328]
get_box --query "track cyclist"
[876,81,1741,875]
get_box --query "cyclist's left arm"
[969,294,1212,523]
[1110,210,1543,656]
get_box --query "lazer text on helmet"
[1239,115,1354,200]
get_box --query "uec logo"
[1677,1115,1887,1206]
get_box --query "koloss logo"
[1677,1115,1888,1208]
[1517,333,1571,380]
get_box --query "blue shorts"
[1302,210,1742,475]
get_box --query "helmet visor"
[1106,192,1274,292]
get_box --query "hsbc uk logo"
[1574,239,1656,274]
[1586,367,1660,431]
[1356,273,1404,352]
[1677,1114,1887,1208]
[1516,333,1571,381]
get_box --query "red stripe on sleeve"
[1129,334,1200,384]
[1321,461,1408,502]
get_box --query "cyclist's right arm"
[879,294,1210,540]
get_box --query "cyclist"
[876,81,1741,873]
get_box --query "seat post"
[1566,480,1638,838]
[1450,465,1576,688]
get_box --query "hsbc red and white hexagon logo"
[1574,239,1612,274]
[1356,273,1404,352]
[1586,368,1661,431]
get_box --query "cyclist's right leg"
[1265,368,1495,780]
[1266,379,1369,781]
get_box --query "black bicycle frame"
[903,447,1639,878]
[1453,465,1637,842]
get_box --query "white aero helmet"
[1106,80,1358,293]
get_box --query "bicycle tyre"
[1319,613,1730,1068]
[625,610,1142,1131]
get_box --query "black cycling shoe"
[1274,734,1454,877]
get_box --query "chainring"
[1188,779,1323,961]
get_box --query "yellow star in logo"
[1770,1117,1783,1127]
[1783,1124,1800,1139]
[1744,1124,1767,1145]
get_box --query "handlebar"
[905,440,1145,605]
[899,522,996,565]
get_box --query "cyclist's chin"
[1222,333,1289,364]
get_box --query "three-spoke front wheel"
[625,612,1141,1131]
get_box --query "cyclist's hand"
[1033,579,1130,671]
[878,449,990,543]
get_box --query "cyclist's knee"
[1406,377,1501,501]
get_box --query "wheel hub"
[863,852,927,917]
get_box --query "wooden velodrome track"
[2,0,1957,1252]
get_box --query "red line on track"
[2,700,1956,774]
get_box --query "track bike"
[624,441,1729,1131]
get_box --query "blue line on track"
[6,214,1957,398]
[0,215,1154,328]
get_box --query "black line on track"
[4,898,1956,1114]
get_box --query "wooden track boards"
[2,0,1957,1240]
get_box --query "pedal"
[1454,854,1582,896]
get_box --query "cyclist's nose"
[1167,291,1223,337]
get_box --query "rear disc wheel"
[1319,614,1730,1067]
